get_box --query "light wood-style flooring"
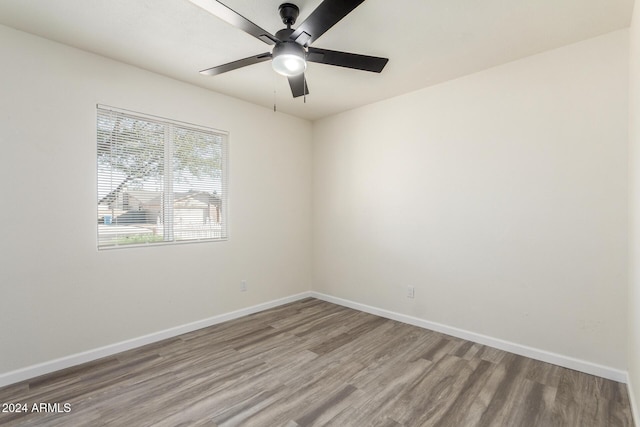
[0,298,634,426]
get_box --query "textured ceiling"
[0,0,634,120]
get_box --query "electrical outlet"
[407,286,415,299]
[240,280,247,292]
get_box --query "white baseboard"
[628,374,639,427]
[0,292,312,388]
[310,291,628,383]
[0,290,628,389]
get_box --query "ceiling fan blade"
[307,47,388,73]
[189,0,279,45]
[289,0,365,46]
[288,74,310,98]
[200,53,272,76]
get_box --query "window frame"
[96,104,229,250]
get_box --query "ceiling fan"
[189,0,389,98]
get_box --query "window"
[97,105,228,249]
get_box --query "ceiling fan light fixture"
[272,42,307,77]
[196,0,389,98]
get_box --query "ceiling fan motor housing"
[275,28,295,42]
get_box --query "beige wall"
[629,0,640,420]
[0,25,312,374]
[312,30,629,370]
[0,20,633,393]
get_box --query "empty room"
[1,0,640,425]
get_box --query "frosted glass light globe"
[272,42,307,77]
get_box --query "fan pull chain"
[303,71,307,104]
[273,73,277,112]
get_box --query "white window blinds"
[97,105,228,249]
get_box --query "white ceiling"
[0,0,634,120]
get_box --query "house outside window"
[97,105,228,249]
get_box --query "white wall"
[0,25,312,375]
[313,30,629,370]
[0,20,632,389]
[628,0,640,421]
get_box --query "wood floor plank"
[0,298,633,426]
[387,355,481,425]
[474,344,507,364]
[430,359,495,427]
[293,384,360,426]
